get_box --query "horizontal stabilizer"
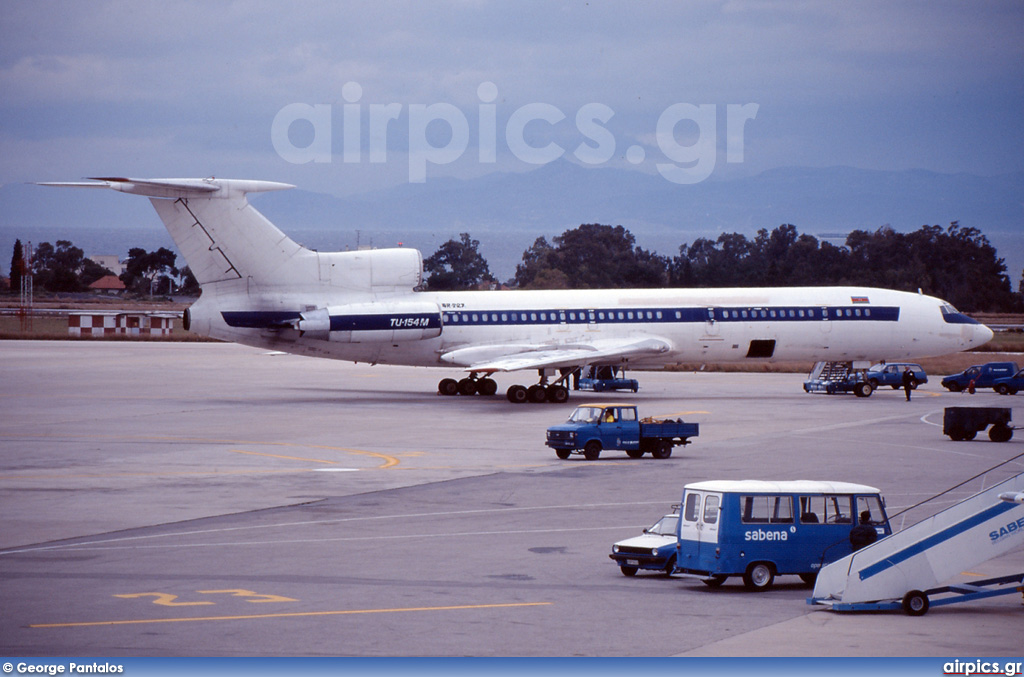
[38,177,294,199]
[38,176,308,287]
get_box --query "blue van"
[941,362,1020,392]
[675,480,891,591]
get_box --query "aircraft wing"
[441,336,672,373]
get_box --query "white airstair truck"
[809,469,1024,615]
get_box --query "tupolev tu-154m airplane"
[41,177,994,403]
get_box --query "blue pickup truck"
[546,403,699,460]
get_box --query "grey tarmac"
[0,341,1021,656]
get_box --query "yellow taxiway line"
[31,601,552,628]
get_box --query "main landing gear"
[437,374,498,397]
[437,369,573,404]
[505,382,569,404]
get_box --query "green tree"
[9,239,24,293]
[179,266,200,296]
[670,232,757,287]
[844,223,1020,312]
[121,247,178,295]
[33,240,85,292]
[423,233,493,290]
[516,224,668,289]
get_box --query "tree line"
[424,222,1024,312]
[6,240,198,296]
[5,222,1022,312]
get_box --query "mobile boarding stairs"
[809,468,1024,615]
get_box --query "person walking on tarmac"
[902,367,914,401]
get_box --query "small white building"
[88,255,126,276]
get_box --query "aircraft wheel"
[477,378,498,396]
[546,384,569,403]
[438,378,459,396]
[457,378,477,396]
[527,384,548,403]
[901,590,929,616]
[506,385,528,404]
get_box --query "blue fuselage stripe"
[221,305,900,330]
[441,305,899,327]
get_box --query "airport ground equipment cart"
[575,365,639,393]
[803,361,874,397]
[809,471,1024,615]
[943,406,1013,442]
[545,403,698,460]
[812,572,1024,616]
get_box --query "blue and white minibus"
[675,480,891,590]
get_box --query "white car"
[609,513,679,576]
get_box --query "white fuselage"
[189,284,992,370]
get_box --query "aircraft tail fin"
[39,177,316,287]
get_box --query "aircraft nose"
[973,323,994,348]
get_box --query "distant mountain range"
[2,163,1022,283]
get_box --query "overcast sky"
[2,1,1023,196]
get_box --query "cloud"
[1,1,1022,193]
